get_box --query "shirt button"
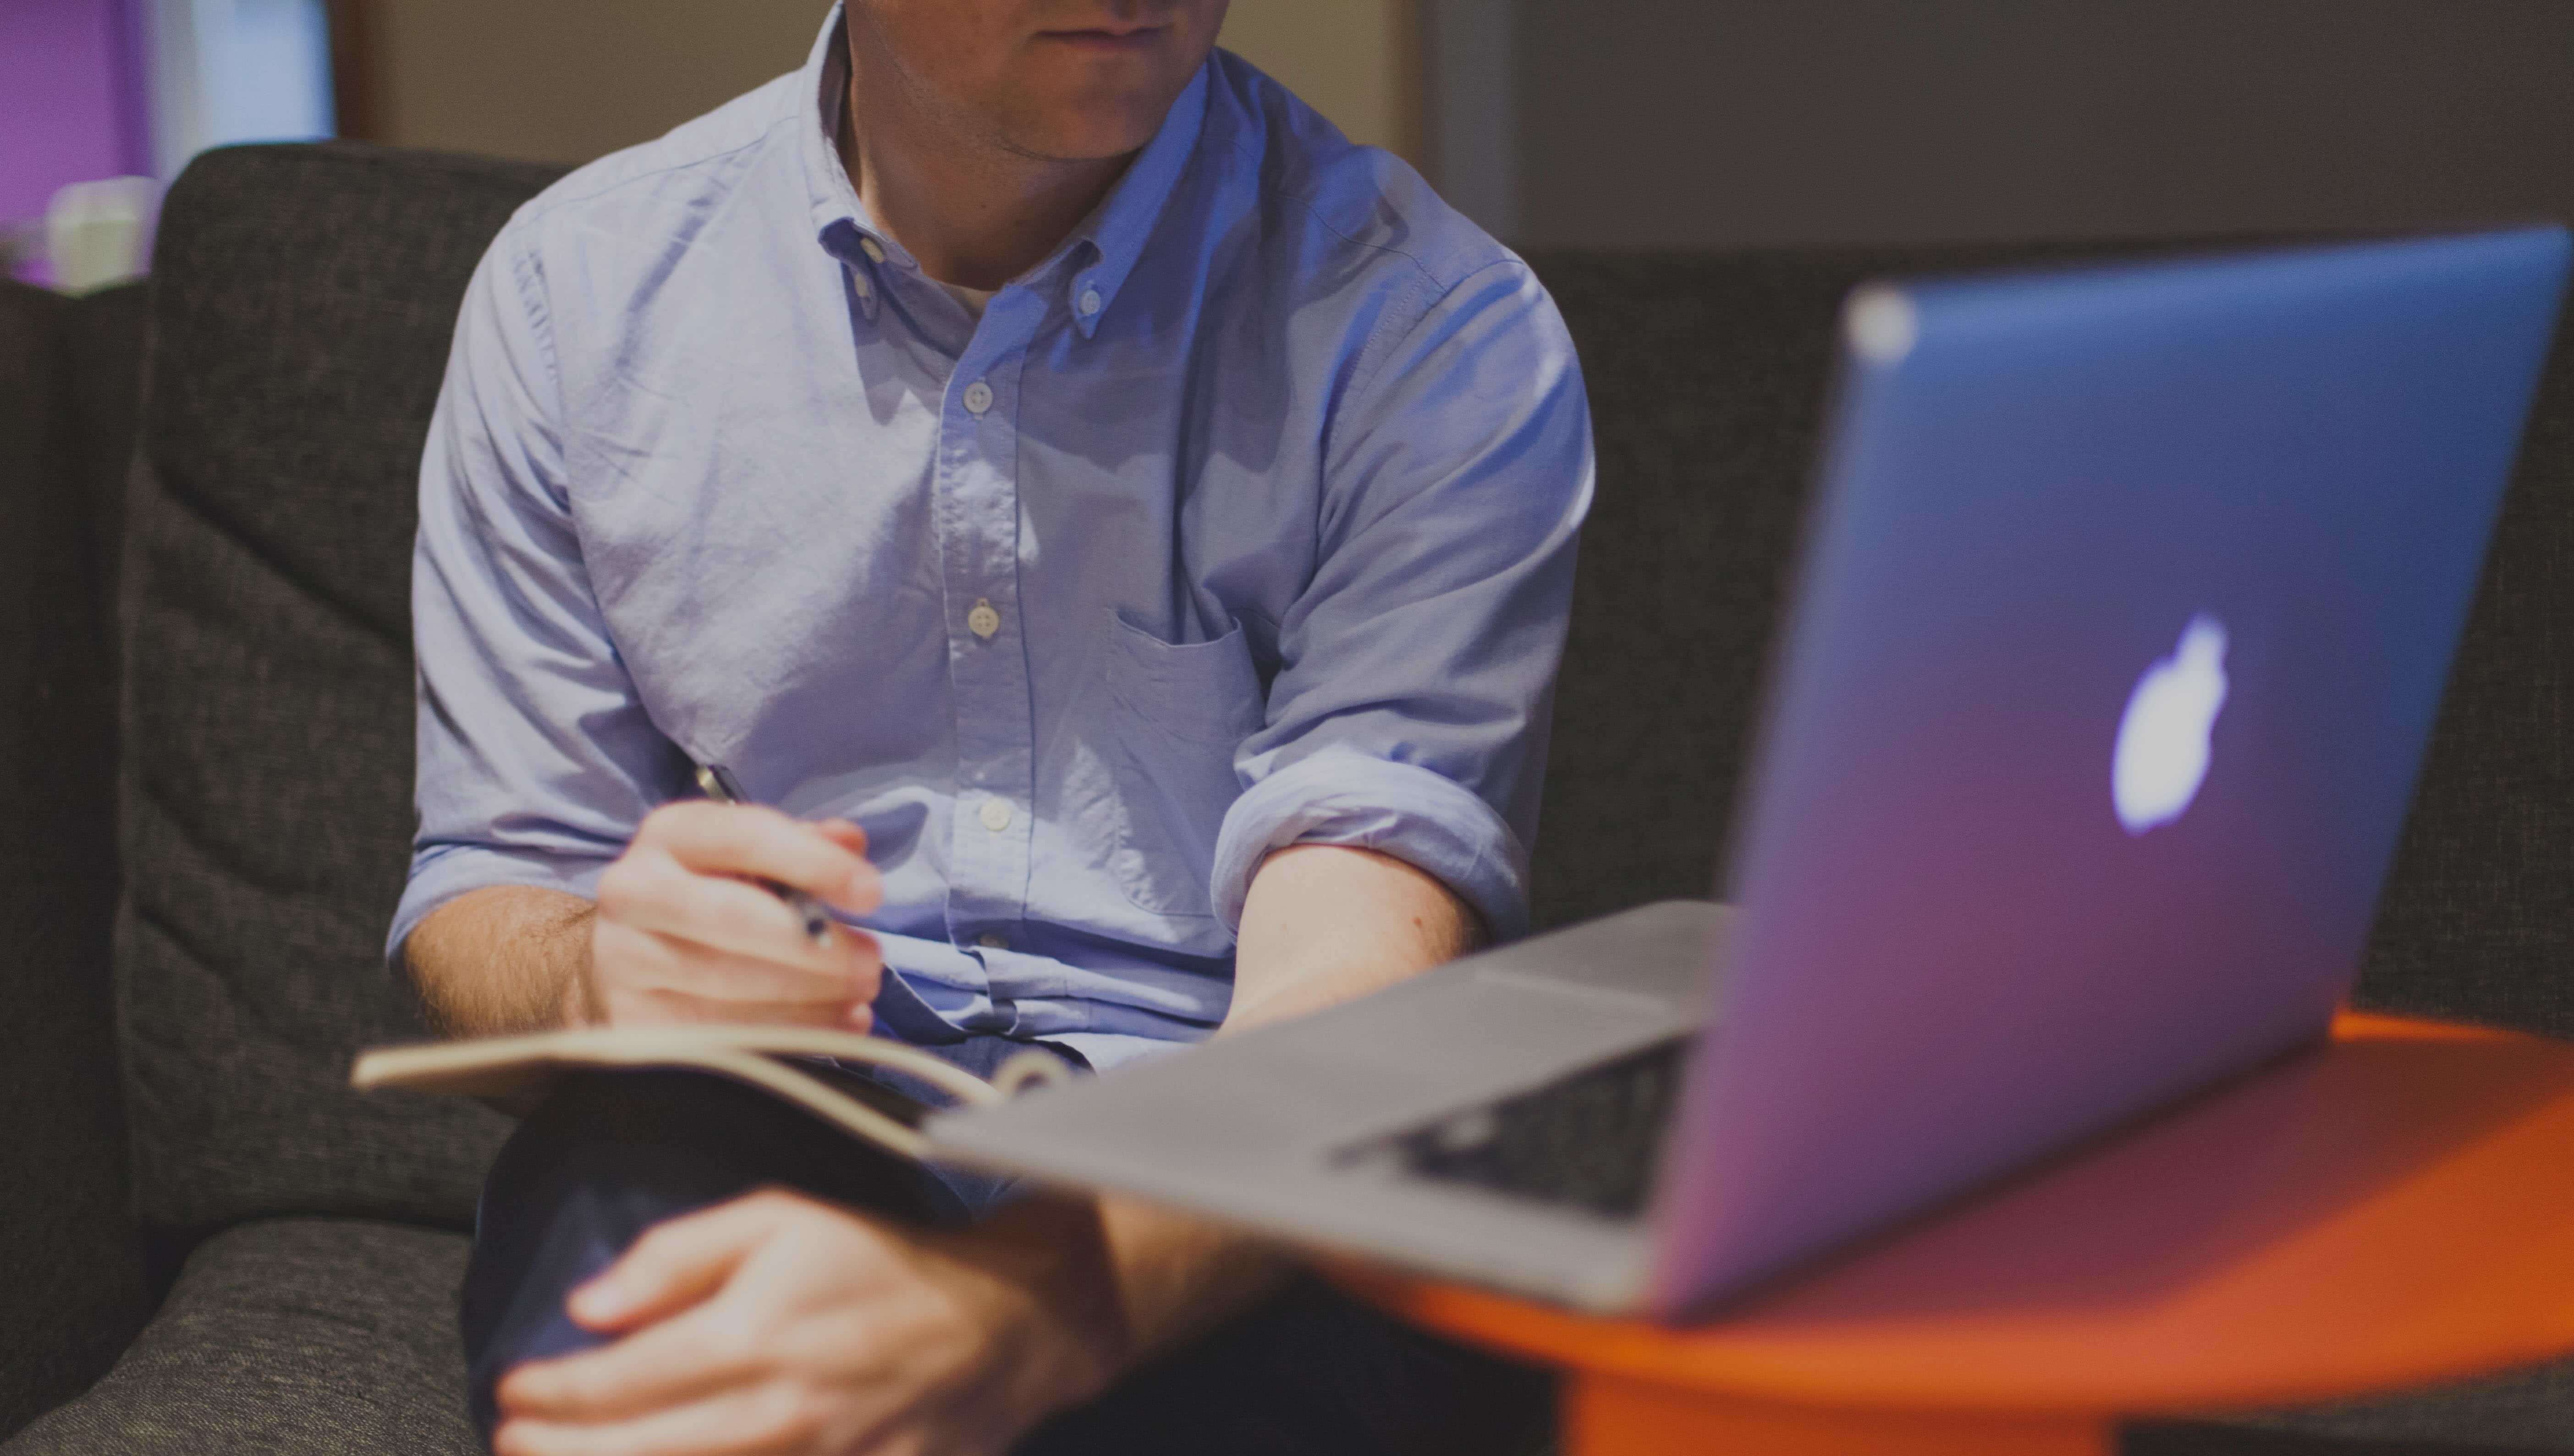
[968,599,1001,639]
[851,269,873,299]
[978,797,1013,832]
[962,379,994,415]
[860,236,885,264]
[976,932,1008,951]
[1078,286,1102,317]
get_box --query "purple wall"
[0,0,151,229]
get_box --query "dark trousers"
[461,1061,1555,1456]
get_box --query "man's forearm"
[1226,842,1482,1032]
[405,885,597,1037]
[1073,844,1483,1362]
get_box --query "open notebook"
[351,1026,1070,1161]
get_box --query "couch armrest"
[0,279,147,1436]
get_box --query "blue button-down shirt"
[393,7,1593,1070]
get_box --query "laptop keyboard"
[1348,1036,1692,1221]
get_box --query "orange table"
[1336,1012,2574,1455]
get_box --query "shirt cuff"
[385,842,616,968]
[1210,745,1531,941]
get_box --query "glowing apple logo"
[2112,614,2229,835]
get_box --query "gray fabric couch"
[1,140,2568,1454]
[0,258,145,1441]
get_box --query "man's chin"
[990,55,1199,153]
[998,104,1176,165]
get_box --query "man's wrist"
[970,1195,1137,1416]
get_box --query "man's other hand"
[586,803,885,1030]
[490,1188,1121,1456]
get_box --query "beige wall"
[361,0,822,165]
[1222,0,1416,159]
[358,0,1417,167]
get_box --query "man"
[395,0,1591,1451]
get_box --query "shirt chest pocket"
[1090,613,1266,919]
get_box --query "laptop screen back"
[1644,229,2571,1315]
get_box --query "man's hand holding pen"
[580,801,884,1030]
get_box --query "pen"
[693,762,837,948]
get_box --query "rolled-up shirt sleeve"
[387,229,687,966]
[1210,258,1594,940]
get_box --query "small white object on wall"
[46,175,158,293]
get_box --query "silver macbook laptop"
[928,229,2569,1318]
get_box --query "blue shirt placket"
[939,291,1043,1031]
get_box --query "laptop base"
[928,900,1727,1313]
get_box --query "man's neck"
[839,24,1138,292]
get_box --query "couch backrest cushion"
[121,143,564,1236]
[1526,244,2574,1038]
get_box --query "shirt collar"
[795,6,895,320]
[1053,62,1206,337]
[792,3,1207,337]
